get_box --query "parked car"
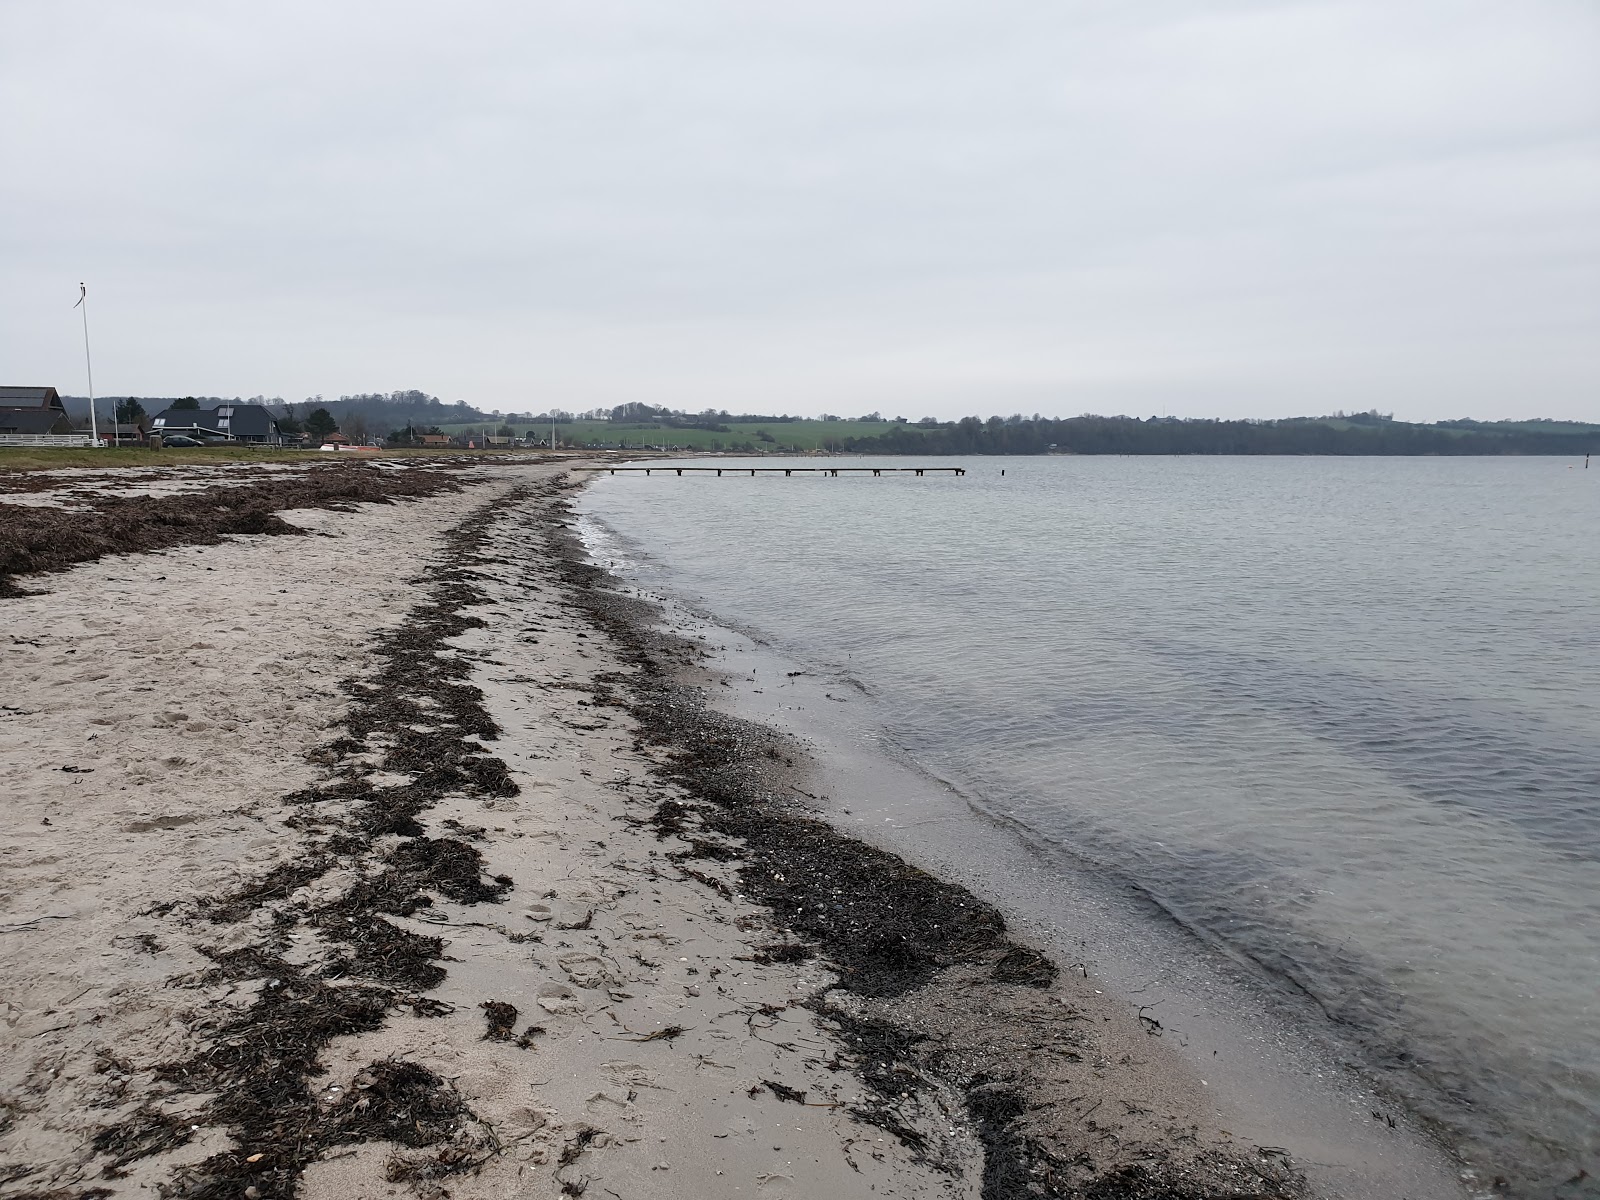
[161,434,203,447]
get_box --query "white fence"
[0,434,96,448]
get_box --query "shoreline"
[570,502,1476,1200]
[549,488,1309,1198]
[634,593,1476,1200]
[3,459,1310,1198]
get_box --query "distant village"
[0,387,560,450]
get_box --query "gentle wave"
[580,454,1600,1194]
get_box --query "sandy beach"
[1,458,1307,1199]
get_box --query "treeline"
[604,402,884,428]
[58,389,499,431]
[316,390,492,429]
[835,415,1598,456]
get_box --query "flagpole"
[75,282,100,447]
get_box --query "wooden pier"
[574,465,965,477]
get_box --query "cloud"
[2,0,1595,418]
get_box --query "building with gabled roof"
[0,386,74,435]
[148,403,282,444]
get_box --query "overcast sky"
[3,1,1596,421]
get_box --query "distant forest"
[57,391,1596,454]
[578,407,1598,455]
[311,390,494,429]
[835,413,1599,456]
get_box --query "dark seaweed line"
[0,461,467,598]
[83,482,552,1200]
[540,491,1305,1200]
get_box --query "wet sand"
[641,602,1473,1200]
[3,458,1309,1198]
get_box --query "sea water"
[577,455,1599,1195]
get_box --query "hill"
[835,414,1598,456]
[53,395,1597,454]
[450,411,1599,456]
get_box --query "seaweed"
[86,485,536,1197]
[965,1084,1037,1198]
[387,837,512,905]
[317,914,446,989]
[91,1105,195,1175]
[329,1061,473,1148]
[759,1079,808,1105]
[673,836,738,862]
[160,1058,490,1200]
[746,941,813,965]
[623,696,1014,998]
[558,1126,600,1167]
[201,858,333,924]
[649,799,693,838]
[993,945,1058,988]
[479,1001,518,1041]
[0,461,466,597]
[548,525,1025,998]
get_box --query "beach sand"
[1,459,1303,1199]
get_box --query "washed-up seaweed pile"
[0,468,203,496]
[0,462,465,596]
[538,493,1305,1200]
[83,488,537,1199]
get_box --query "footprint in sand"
[556,952,609,989]
[500,1105,553,1142]
[601,1061,657,1089]
[535,982,585,1014]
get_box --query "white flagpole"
[74,282,100,447]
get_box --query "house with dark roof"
[149,403,282,444]
[0,386,74,435]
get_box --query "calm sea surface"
[578,455,1599,1193]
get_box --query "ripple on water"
[582,455,1600,1193]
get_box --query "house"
[320,432,351,446]
[417,433,452,446]
[148,402,282,444]
[0,386,74,435]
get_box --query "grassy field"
[437,418,900,451]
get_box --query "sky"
[2,1,1596,422]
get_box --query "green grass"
[438,418,899,451]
